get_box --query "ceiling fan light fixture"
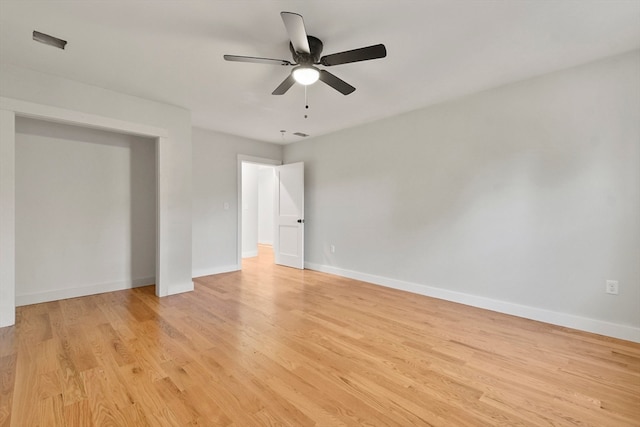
[292,65,319,85]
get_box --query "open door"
[274,162,304,269]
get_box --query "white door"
[274,162,304,269]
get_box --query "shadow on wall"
[14,117,156,299]
[130,131,157,284]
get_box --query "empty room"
[0,1,639,426]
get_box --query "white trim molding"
[0,97,168,138]
[192,265,240,279]
[305,262,640,343]
[16,277,156,306]
[166,281,195,296]
[0,109,16,327]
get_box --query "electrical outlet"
[606,280,619,295]
[330,244,335,254]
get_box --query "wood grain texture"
[1,245,639,426]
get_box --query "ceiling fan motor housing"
[290,36,323,64]
[224,12,385,96]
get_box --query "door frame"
[236,155,282,268]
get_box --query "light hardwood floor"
[1,245,639,426]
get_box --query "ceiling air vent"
[293,132,309,137]
[33,31,67,50]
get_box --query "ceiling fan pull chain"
[304,86,309,118]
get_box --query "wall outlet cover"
[606,280,619,295]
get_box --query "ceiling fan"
[224,11,387,96]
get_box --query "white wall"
[192,127,282,277]
[284,50,640,341]
[15,118,156,304]
[0,63,193,326]
[242,162,259,257]
[258,167,275,245]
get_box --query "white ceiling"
[1,1,639,144]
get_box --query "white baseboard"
[16,276,156,306]
[167,281,194,296]
[305,262,640,343]
[258,241,273,246]
[242,250,258,258]
[192,264,240,278]
[0,309,15,328]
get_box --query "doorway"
[237,155,281,269]
[237,156,305,271]
[241,162,276,259]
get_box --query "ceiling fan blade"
[272,74,296,95]
[319,70,355,95]
[224,55,292,66]
[281,12,310,54]
[320,44,387,66]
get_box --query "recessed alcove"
[14,117,157,305]
[0,96,173,327]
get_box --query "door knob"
[297,219,304,223]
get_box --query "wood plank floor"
[1,246,639,426]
